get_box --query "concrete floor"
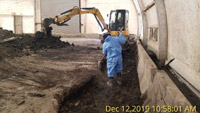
[61,38,101,47]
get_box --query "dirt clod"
[28,93,46,97]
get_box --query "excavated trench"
[58,41,144,113]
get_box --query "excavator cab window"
[109,10,128,31]
[109,11,117,31]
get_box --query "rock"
[17,100,25,105]
[28,93,46,97]
[75,101,80,106]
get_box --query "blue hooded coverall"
[102,34,126,77]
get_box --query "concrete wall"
[137,40,197,113]
[144,71,197,113]
[81,0,138,34]
[41,0,80,34]
[137,40,157,95]
[0,0,35,33]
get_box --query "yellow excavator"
[43,6,129,37]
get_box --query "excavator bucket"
[43,18,55,36]
[43,18,55,29]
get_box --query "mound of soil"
[0,28,70,59]
[0,27,19,40]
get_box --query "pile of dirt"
[0,28,71,59]
[0,27,19,40]
[30,32,70,50]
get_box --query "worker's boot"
[116,73,122,86]
[107,77,114,87]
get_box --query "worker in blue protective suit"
[102,29,126,87]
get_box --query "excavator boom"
[43,7,109,35]
[43,6,129,36]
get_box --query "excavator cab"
[109,10,129,36]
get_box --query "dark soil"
[59,41,143,113]
[0,27,143,112]
[0,28,70,59]
[0,27,18,40]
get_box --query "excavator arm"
[43,7,109,35]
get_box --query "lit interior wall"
[0,0,35,33]
[41,0,80,34]
[165,0,200,92]
[138,0,200,92]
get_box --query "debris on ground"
[0,27,19,40]
[0,28,142,113]
[0,28,71,59]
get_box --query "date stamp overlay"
[105,105,197,113]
